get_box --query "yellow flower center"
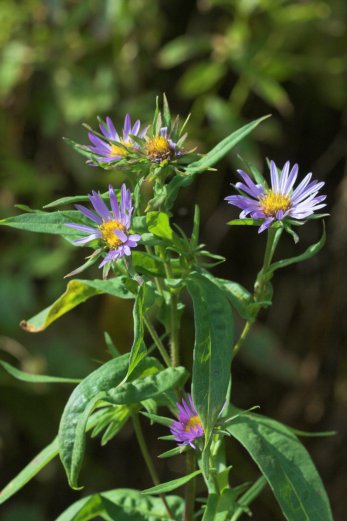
[259,191,291,217]
[146,136,173,162]
[99,219,125,249]
[185,415,202,433]
[109,140,133,157]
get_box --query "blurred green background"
[1,1,346,519]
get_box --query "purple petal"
[75,204,102,224]
[270,161,280,193]
[123,113,131,138]
[283,163,299,194]
[279,161,290,193]
[132,120,140,135]
[65,223,97,233]
[108,185,120,220]
[89,191,112,221]
[258,217,274,233]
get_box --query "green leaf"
[58,355,130,488]
[230,477,267,521]
[268,223,326,274]
[0,209,87,242]
[55,488,184,521]
[158,445,189,459]
[0,437,58,505]
[227,218,263,226]
[0,360,81,384]
[142,470,202,495]
[43,193,106,209]
[214,278,253,320]
[106,367,188,405]
[127,287,147,377]
[104,332,121,358]
[141,411,173,427]
[185,115,270,174]
[187,272,233,439]
[226,410,333,521]
[21,277,134,333]
[90,405,131,446]
[0,411,105,505]
[132,251,166,277]
[146,212,173,241]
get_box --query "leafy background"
[0,0,346,519]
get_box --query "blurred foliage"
[1,0,347,519]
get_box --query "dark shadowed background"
[1,1,346,519]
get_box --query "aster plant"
[0,97,333,521]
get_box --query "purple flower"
[169,394,204,448]
[88,114,147,164]
[145,127,180,163]
[225,161,327,233]
[66,184,141,268]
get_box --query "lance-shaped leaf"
[226,410,333,521]
[127,286,147,377]
[187,272,233,439]
[55,488,184,521]
[0,437,59,505]
[142,470,202,495]
[58,355,130,488]
[0,409,106,505]
[268,223,326,274]
[0,360,81,384]
[185,115,270,174]
[21,277,134,333]
[105,367,188,405]
[0,209,88,243]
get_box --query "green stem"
[132,414,174,519]
[170,292,180,367]
[183,452,197,521]
[144,315,171,368]
[232,318,254,360]
[233,226,283,359]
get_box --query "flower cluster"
[225,160,326,233]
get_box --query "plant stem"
[170,292,180,367]
[132,414,174,520]
[144,315,171,368]
[232,318,254,359]
[183,451,196,521]
[232,226,283,359]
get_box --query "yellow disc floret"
[185,415,202,433]
[259,191,291,217]
[146,136,173,162]
[99,220,125,249]
[109,140,133,157]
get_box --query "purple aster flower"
[145,127,181,163]
[225,160,327,233]
[66,184,141,268]
[169,394,204,448]
[87,114,147,164]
